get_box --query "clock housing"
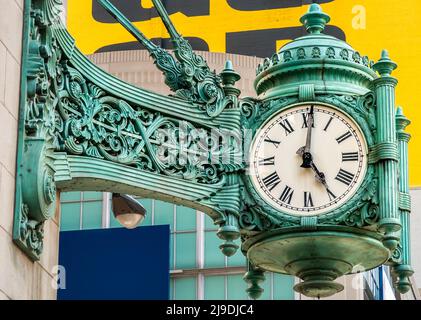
[248,103,368,217]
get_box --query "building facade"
[0,0,59,300]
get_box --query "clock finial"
[373,49,398,77]
[300,3,331,34]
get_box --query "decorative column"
[372,50,401,251]
[393,107,413,293]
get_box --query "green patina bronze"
[14,0,413,298]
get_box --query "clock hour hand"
[310,161,327,185]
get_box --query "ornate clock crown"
[255,4,377,99]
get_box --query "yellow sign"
[68,0,421,186]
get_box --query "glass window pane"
[174,277,196,300]
[273,274,295,300]
[204,232,225,268]
[82,201,103,229]
[204,214,217,230]
[259,273,271,300]
[170,233,174,270]
[60,192,81,202]
[140,199,153,226]
[227,274,248,300]
[227,238,246,267]
[154,200,174,230]
[82,191,103,200]
[175,233,196,269]
[110,209,121,229]
[60,202,80,231]
[169,278,174,300]
[176,206,196,231]
[204,275,225,300]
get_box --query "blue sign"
[58,225,170,300]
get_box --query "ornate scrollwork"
[317,93,376,146]
[16,0,247,261]
[389,243,403,265]
[19,204,44,259]
[311,47,321,58]
[54,64,238,184]
[239,208,282,233]
[241,97,296,129]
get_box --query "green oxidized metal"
[14,0,413,298]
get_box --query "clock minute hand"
[304,105,314,153]
[297,105,314,168]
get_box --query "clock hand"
[296,106,314,168]
[304,105,314,153]
[310,161,327,185]
[311,161,337,202]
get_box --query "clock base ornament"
[243,227,390,297]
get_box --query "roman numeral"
[327,188,336,201]
[335,168,355,186]
[279,119,294,136]
[301,112,315,128]
[279,185,294,204]
[336,131,352,144]
[264,137,280,148]
[262,172,281,191]
[342,152,359,162]
[259,156,275,166]
[304,192,314,207]
[324,117,333,131]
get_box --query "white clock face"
[249,103,368,216]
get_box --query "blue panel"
[58,225,170,300]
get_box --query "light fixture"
[112,193,147,229]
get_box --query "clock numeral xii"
[301,112,315,128]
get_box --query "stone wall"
[0,0,60,300]
[88,50,261,97]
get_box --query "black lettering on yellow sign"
[226,0,334,11]
[91,0,345,58]
[92,0,210,23]
[226,26,345,58]
[96,37,209,53]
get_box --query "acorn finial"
[373,49,397,77]
[300,4,331,34]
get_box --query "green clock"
[249,103,368,216]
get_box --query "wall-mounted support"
[14,0,243,261]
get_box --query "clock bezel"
[245,100,376,223]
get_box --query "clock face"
[249,103,368,216]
